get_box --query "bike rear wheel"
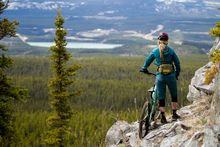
[138,101,151,139]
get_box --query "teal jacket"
[142,46,180,77]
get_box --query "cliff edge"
[105,38,220,147]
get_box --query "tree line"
[1,0,219,146]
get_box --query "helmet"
[158,32,169,41]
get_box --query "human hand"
[140,68,149,74]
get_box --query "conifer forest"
[0,0,217,146]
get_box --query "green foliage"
[45,10,80,146]
[204,19,220,84]
[5,55,208,146]
[0,18,19,40]
[10,110,136,147]
[210,49,220,64]
[8,55,208,111]
[204,50,220,84]
[0,1,27,145]
[210,22,220,37]
[0,0,9,14]
[204,64,219,85]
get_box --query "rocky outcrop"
[187,62,215,102]
[105,121,139,147]
[105,96,211,147]
[209,37,220,54]
[203,73,220,147]
[105,38,220,147]
[210,73,220,125]
[187,37,220,102]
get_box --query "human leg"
[158,99,167,123]
[167,76,180,120]
[156,77,167,123]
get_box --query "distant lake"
[27,42,123,49]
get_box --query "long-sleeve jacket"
[142,46,180,77]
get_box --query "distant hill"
[0,36,212,56]
[1,0,220,55]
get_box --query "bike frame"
[139,71,160,139]
[147,84,158,124]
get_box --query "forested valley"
[7,55,208,146]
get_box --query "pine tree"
[0,0,27,145]
[45,9,80,146]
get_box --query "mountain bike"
[138,71,161,139]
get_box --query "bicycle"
[138,71,161,139]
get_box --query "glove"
[140,68,149,74]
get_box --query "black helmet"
[158,32,169,41]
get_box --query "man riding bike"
[140,32,181,123]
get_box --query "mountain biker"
[140,32,181,123]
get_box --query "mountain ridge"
[2,0,220,55]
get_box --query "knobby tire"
[139,101,151,139]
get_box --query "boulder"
[105,121,138,147]
[105,97,210,146]
[209,37,220,54]
[203,125,220,147]
[187,37,220,102]
[203,73,220,147]
[187,62,215,102]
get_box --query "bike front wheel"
[138,101,151,139]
